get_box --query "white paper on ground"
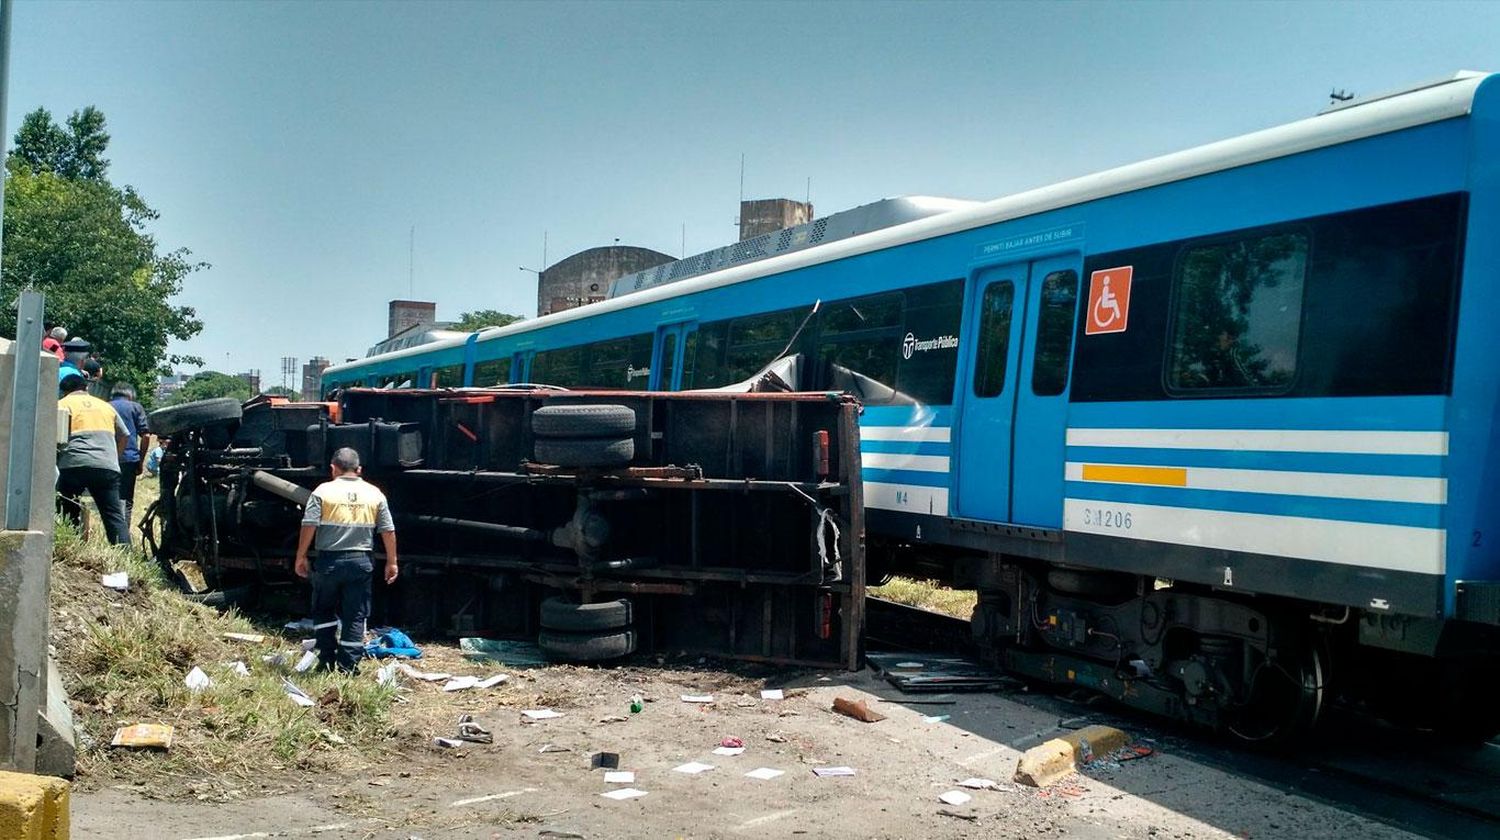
[397,663,451,682]
[958,778,997,790]
[603,771,635,784]
[282,678,314,707]
[813,766,856,777]
[711,746,745,756]
[475,674,508,689]
[184,666,211,692]
[745,767,785,780]
[939,790,973,806]
[300,638,316,652]
[922,715,951,724]
[261,652,288,666]
[293,650,318,673]
[672,761,715,774]
[288,693,315,707]
[759,689,784,700]
[226,661,250,677]
[223,632,265,643]
[680,694,714,703]
[101,572,128,590]
[600,788,647,800]
[442,676,480,692]
[433,737,463,748]
[521,709,563,720]
[375,662,398,686]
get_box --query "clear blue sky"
[9,0,1500,383]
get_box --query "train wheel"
[1227,639,1327,746]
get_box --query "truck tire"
[540,596,632,632]
[532,404,636,438]
[149,398,243,437]
[538,629,637,662]
[533,436,634,468]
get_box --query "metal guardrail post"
[6,290,43,530]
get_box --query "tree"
[169,371,251,405]
[1,107,205,407]
[264,385,298,398]
[452,309,525,332]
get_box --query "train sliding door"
[954,253,1081,525]
[651,321,696,391]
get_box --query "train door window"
[973,282,1015,397]
[684,321,727,388]
[1031,270,1079,396]
[472,358,510,387]
[1168,231,1308,393]
[658,333,677,390]
[815,293,904,403]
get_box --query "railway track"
[866,596,1500,839]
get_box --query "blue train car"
[324,72,1500,740]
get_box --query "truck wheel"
[538,629,637,662]
[533,436,634,468]
[149,398,243,437]
[532,404,636,438]
[540,596,632,632]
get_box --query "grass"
[50,476,401,798]
[868,575,978,619]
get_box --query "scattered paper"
[598,715,629,724]
[600,788,647,801]
[375,662,398,686]
[101,572,128,590]
[300,638,317,652]
[538,744,572,754]
[922,714,951,724]
[397,663,451,682]
[223,632,265,643]
[293,650,318,673]
[283,679,315,707]
[475,674,508,689]
[184,666,212,693]
[745,767,785,781]
[225,661,251,677]
[958,778,998,790]
[433,737,464,748]
[110,724,173,750]
[672,761,715,775]
[760,689,784,700]
[680,694,714,703]
[712,746,746,756]
[262,652,289,666]
[442,676,480,692]
[939,790,973,806]
[603,770,635,784]
[521,709,563,720]
[813,766,856,777]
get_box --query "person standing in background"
[41,326,66,360]
[108,382,152,526]
[57,367,130,545]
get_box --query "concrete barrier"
[1013,724,1132,787]
[0,769,69,839]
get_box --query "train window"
[973,281,1015,398]
[1032,270,1079,396]
[531,346,583,386]
[584,334,653,388]
[726,309,799,382]
[434,364,464,387]
[897,278,964,405]
[1168,232,1308,393]
[658,333,677,391]
[684,321,727,389]
[815,293,904,404]
[472,358,510,387]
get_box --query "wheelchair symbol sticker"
[1086,266,1133,335]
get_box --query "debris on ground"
[672,761,714,774]
[603,770,634,784]
[719,736,744,748]
[222,631,265,643]
[433,737,464,749]
[184,666,211,693]
[591,752,620,769]
[760,689,784,700]
[293,650,318,672]
[745,767,784,780]
[101,571,129,590]
[866,652,1013,693]
[957,778,999,790]
[522,709,564,721]
[598,715,628,724]
[832,696,887,723]
[538,744,571,754]
[364,627,423,659]
[456,715,492,744]
[922,714,951,724]
[937,810,979,821]
[283,679,316,707]
[226,660,251,677]
[681,694,714,703]
[459,636,548,667]
[938,790,972,806]
[712,745,746,756]
[600,788,647,800]
[110,724,173,750]
[813,766,856,777]
[397,664,452,682]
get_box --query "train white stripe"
[1064,462,1447,504]
[1065,428,1448,456]
[1063,499,1444,574]
[865,482,950,517]
[862,452,951,473]
[860,426,952,443]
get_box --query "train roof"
[327,70,1492,377]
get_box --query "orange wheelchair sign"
[1086,266,1133,335]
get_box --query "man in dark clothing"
[57,368,131,544]
[294,448,398,673]
[108,382,152,524]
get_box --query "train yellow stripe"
[1080,464,1188,487]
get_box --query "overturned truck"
[144,388,865,668]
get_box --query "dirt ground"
[69,643,1419,840]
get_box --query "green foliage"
[263,385,298,398]
[1,107,205,407]
[452,309,525,332]
[169,370,252,405]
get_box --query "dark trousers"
[118,459,140,523]
[57,466,130,545]
[311,551,372,672]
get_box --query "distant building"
[739,198,813,241]
[237,370,261,394]
[388,300,437,339]
[156,372,191,404]
[536,246,675,317]
[301,356,331,400]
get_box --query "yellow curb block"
[0,770,69,840]
[1013,724,1131,788]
